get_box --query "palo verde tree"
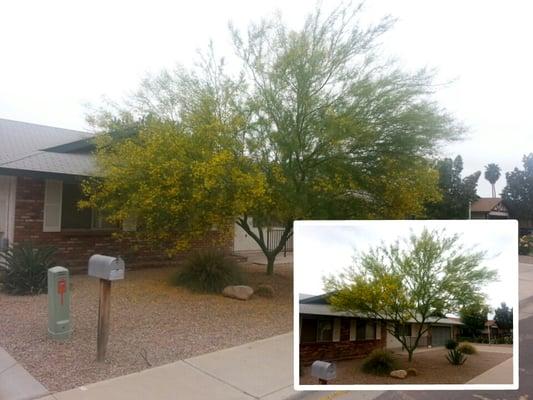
[324,228,497,362]
[86,4,463,274]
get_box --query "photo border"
[293,220,519,391]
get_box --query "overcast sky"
[294,220,518,313]
[1,1,532,197]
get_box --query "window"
[61,183,92,229]
[57,182,116,231]
[395,324,412,337]
[356,320,376,340]
[300,318,334,343]
[317,319,333,342]
[301,319,318,343]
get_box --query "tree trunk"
[407,349,414,362]
[266,256,275,276]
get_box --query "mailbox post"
[48,266,72,340]
[88,254,125,362]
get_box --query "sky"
[1,0,532,197]
[294,220,518,312]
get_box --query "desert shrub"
[457,342,477,354]
[171,249,244,293]
[445,348,467,365]
[361,349,399,375]
[445,339,458,350]
[519,235,533,255]
[503,335,513,344]
[0,242,57,295]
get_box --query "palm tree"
[484,163,501,198]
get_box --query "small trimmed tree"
[459,301,489,339]
[494,302,513,335]
[324,228,497,362]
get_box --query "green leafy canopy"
[324,228,497,360]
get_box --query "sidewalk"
[42,333,297,400]
[0,347,48,400]
[466,357,514,384]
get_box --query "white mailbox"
[88,254,125,281]
[311,360,336,382]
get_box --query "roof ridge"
[0,117,90,134]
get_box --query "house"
[470,198,510,219]
[233,217,293,254]
[299,293,462,365]
[0,118,227,271]
[481,320,499,340]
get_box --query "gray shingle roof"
[0,118,96,177]
[300,302,463,325]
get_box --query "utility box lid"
[311,360,336,381]
[88,254,125,281]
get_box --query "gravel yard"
[300,347,513,385]
[0,262,293,392]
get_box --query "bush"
[361,349,399,375]
[445,348,467,365]
[457,342,477,354]
[445,339,458,350]
[0,242,57,295]
[171,249,244,293]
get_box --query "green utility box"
[48,266,72,340]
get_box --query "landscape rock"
[406,367,418,376]
[222,285,254,300]
[390,369,407,379]
[255,284,274,298]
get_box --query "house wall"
[233,219,263,252]
[12,176,230,272]
[300,319,387,365]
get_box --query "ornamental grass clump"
[457,342,477,354]
[361,349,399,375]
[0,242,57,295]
[172,249,244,293]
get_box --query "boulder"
[255,284,274,298]
[406,367,418,376]
[390,370,407,379]
[223,285,254,300]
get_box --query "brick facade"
[300,319,387,365]
[13,176,231,273]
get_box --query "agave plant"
[0,242,57,295]
[445,348,467,365]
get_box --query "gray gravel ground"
[0,262,293,392]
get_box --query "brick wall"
[300,320,387,365]
[13,176,232,273]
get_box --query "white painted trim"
[43,180,63,232]
[349,320,357,341]
[332,318,341,342]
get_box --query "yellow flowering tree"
[324,228,497,362]
[87,5,464,274]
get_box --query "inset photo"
[294,220,518,390]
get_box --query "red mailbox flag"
[57,279,66,305]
